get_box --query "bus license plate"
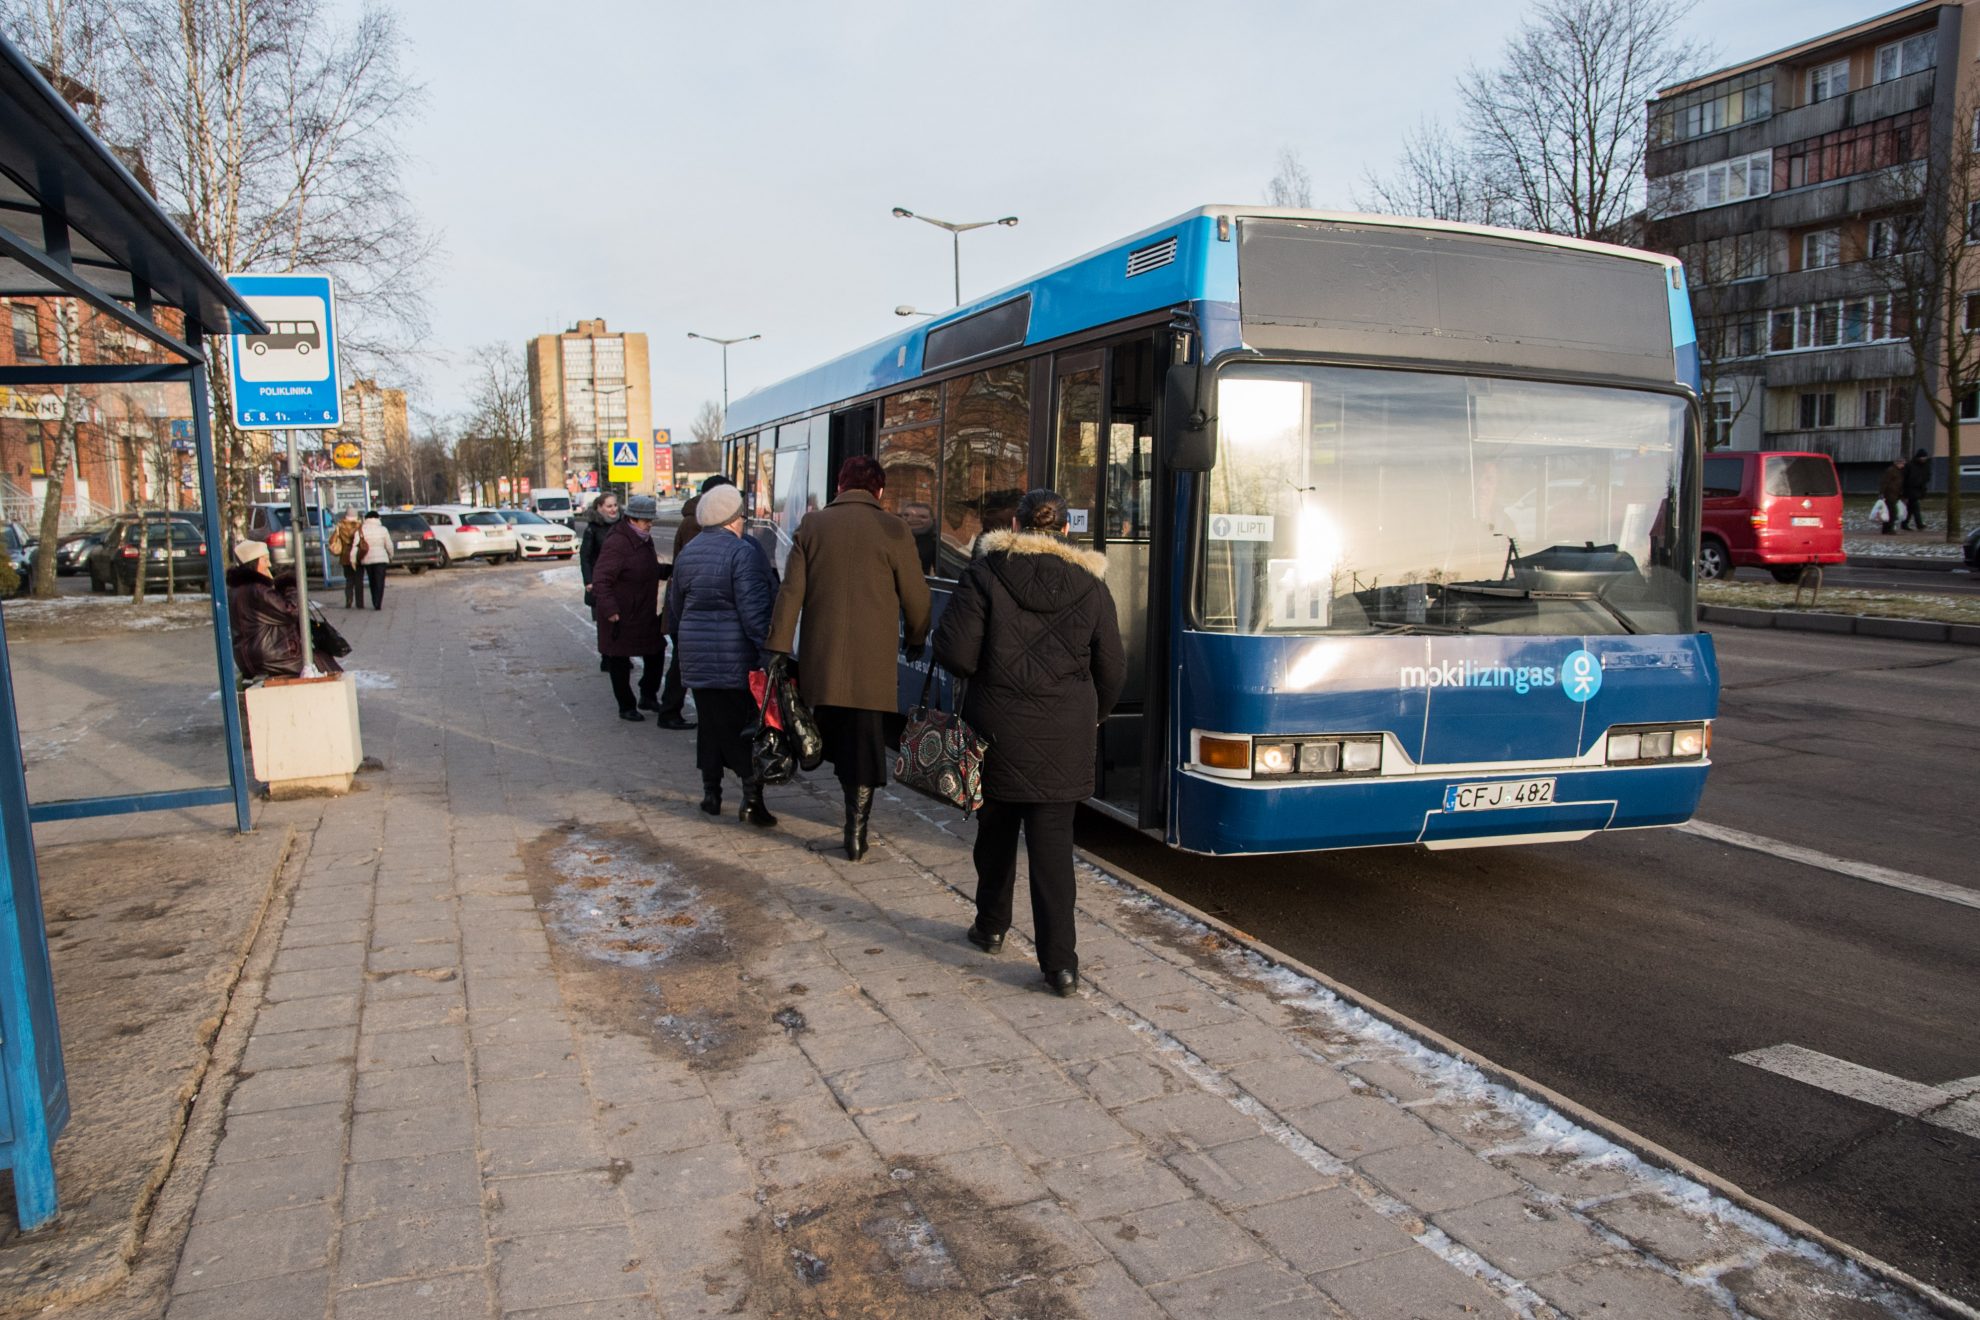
[1791,516,1821,527]
[1445,778,1555,811]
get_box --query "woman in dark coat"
[1878,459,1906,535]
[579,491,620,674]
[591,495,665,720]
[766,456,931,860]
[664,483,778,825]
[225,540,341,679]
[932,489,1124,997]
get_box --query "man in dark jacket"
[932,489,1125,997]
[1901,449,1931,531]
[664,483,777,825]
[655,474,736,729]
[1878,458,1906,534]
[592,495,664,720]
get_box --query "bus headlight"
[1606,723,1708,764]
[1254,742,1298,775]
[1193,731,1387,780]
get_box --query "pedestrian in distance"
[329,509,361,609]
[592,494,666,721]
[765,455,931,861]
[225,540,342,679]
[657,474,738,731]
[663,482,778,826]
[357,509,392,609]
[1901,448,1931,531]
[1878,457,1906,535]
[580,491,620,673]
[932,488,1124,998]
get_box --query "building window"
[1806,59,1850,104]
[1678,231,1769,283]
[1802,230,1841,270]
[1966,293,1980,333]
[1777,109,1929,191]
[1867,216,1908,259]
[1961,388,1980,422]
[1650,69,1774,146]
[1875,32,1935,84]
[1699,315,1766,360]
[10,303,38,359]
[1651,151,1772,217]
[1797,393,1837,429]
[1968,202,1980,245]
[1769,297,1902,352]
[1709,395,1736,447]
[1863,386,1910,427]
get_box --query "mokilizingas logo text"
[1397,650,1604,700]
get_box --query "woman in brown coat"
[592,495,665,719]
[766,455,931,859]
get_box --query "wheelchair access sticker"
[1560,649,1603,702]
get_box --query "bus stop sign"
[225,272,343,430]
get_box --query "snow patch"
[538,565,580,587]
[543,831,713,967]
[344,669,397,691]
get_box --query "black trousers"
[1901,497,1926,530]
[972,798,1079,975]
[605,653,663,712]
[365,563,387,609]
[656,636,688,718]
[342,562,362,608]
[693,687,758,786]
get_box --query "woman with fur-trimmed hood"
[932,488,1125,998]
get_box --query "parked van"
[1699,450,1845,581]
[527,490,575,526]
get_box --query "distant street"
[1823,561,1980,596]
[1079,626,1980,1305]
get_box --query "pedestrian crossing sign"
[606,436,644,483]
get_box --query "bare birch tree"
[1358,120,1514,225]
[1265,147,1313,209]
[462,343,532,505]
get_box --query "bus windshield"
[1200,365,1693,637]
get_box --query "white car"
[497,508,578,559]
[414,505,521,565]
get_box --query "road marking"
[1734,1044,1980,1140]
[1679,819,1980,911]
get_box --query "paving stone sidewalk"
[153,567,1946,1320]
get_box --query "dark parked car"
[87,515,207,593]
[243,502,332,575]
[55,517,115,576]
[379,511,444,573]
[1964,522,1979,570]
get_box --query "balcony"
[1767,263,1889,308]
[1766,426,1906,464]
[1766,165,1922,230]
[1768,69,1937,147]
[1765,343,1912,387]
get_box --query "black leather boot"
[699,778,722,816]
[847,785,874,861]
[739,782,777,827]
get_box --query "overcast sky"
[381,0,1879,436]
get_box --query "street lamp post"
[895,305,940,318]
[685,331,762,418]
[892,207,1019,307]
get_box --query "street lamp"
[685,331,761,416]
[895,305,940,318]
[892,207,1019,307]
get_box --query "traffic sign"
[225,272,343,430]
[331,441,362,470]
[606,435,644,484]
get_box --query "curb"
[1701,603,1980,646]
[1843,554,1970,572]
[1071,843,1979,1320]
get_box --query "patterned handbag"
[892,665,986,817]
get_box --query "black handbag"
[308,604,352,659]
[774,666,825,771]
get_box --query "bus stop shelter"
[0,37,259,1229]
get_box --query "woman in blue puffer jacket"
[662,483,778,825]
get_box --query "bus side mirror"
[1165,364,1215,472]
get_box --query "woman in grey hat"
[591,494,667,719]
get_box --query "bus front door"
[1053,336,1163,828]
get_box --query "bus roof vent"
[1125,235,1177,278]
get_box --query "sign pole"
[285,428,318,677]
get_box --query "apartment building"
[1644,1,1977,489]
[524,319,652,494]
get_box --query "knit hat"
[233,539,269,565]
[696,484,744,527]
[625,495,658,520]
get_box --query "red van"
[1698,450,1845,581]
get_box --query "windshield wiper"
[1370,621,1475,635]
[1437,583,1638,635]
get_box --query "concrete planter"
[243,673,363,797]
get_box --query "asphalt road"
[1077,625,1980,1306]
[1822,560,1980,596]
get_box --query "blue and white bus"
[722,208,1716,854]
